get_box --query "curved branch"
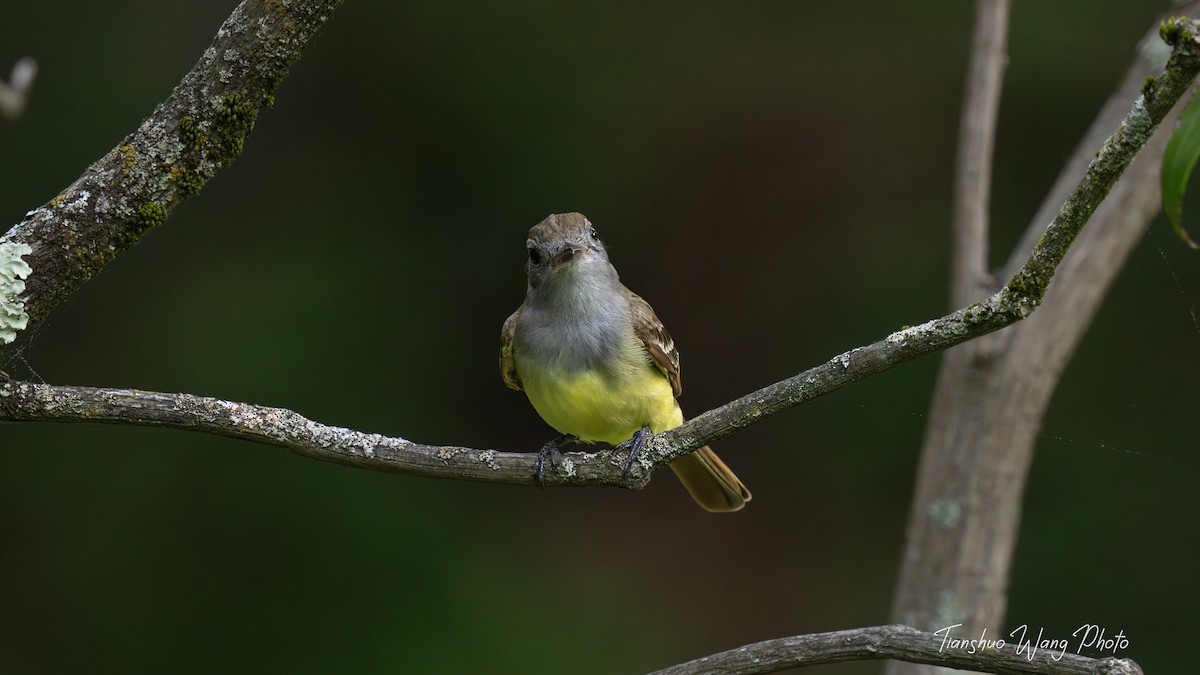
[0,0,343,352]
[3,20,1200,492]
[649,624,1142,675]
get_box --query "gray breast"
[517,300,631,373]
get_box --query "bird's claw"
[616,426,652,473]
[533,434,575,489]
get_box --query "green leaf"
[1161,90,1200,249]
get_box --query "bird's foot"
[533,434,576,489]
[616,426,653,473]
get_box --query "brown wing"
[624,287,682,398]
[500,306,523,391]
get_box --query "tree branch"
[951,0,1009,307]
[3,18,1199,493]
[0,0,343,354]
[0,378,623,487]
[649,624,1142,675]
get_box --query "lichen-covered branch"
[0,0,343,353]
[0,378,633,488]
[649,624,1143,675]
[1005,18,1200,304]
[2,19,1199,493]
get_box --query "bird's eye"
[528,246,542,265]
[588,226,598,240]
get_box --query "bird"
[500,212,750,512]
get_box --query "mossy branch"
[2,19,1200,493]
[0,0,343,353]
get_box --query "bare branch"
[649,624,1142,675]
[0,0,343,354]
[951,0,1009,306]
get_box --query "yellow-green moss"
[1142,75,1158,100]
[1160,17,1190,46]
[214,92,258,160]
[178,116,206,150]
[131,202,168,234]
[118,144,137,175]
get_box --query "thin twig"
[648,624,1142,675]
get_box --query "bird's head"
[524,212,612,290]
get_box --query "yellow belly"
[517,361,683,445]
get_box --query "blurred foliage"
[1,1,1196,673]
[1161,89,1200,248]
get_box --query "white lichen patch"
[558,456,576,477]
[64,190,90,213]
[891,319,941,344]
[478,449,500,470]
[0,239,33,344]
[359,433,386,459]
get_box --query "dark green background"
[2,2,1196,673]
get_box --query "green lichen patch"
[0,240,33,345]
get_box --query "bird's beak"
[551,243,584,268]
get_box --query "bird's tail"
[669,446,751,512]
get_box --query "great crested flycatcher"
[500,212,751,512]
